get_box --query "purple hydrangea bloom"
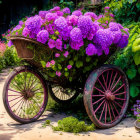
[25,15,42,32]
[84,12,97,20]
[117,34,129,48]
[12,25,22,32]
[72,10,82,17]
[55,17,68,32]
[118,23,124,29]
[78,16,98,39]
[56,11,64,16]
[55,17,70,41]
[22,27,30,37]
[93,29,113,55]
[37,30,49,44]
[67,15,78,26]
[45,23,55,35]
[111,30,122,44]
[45,13,58,22]
[19,20,24,26]
[56,39,62,51]
[39,11,49,18]
[70,27,83,50]
[51,6,60,12]
[109,22,120,31]
[7,40,13,47]
[48,39,56,49]
[62,7,71,14]
[86,43,97,56]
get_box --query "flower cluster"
[133,100,140,121]
[0,40,6,56]
[7,6,129,79]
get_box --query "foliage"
[104,0,140,24]
[52,116,95,133]
[0,43,21,71]
[59,0,74,10]
[6,6,129,83]
[114,22,140,99]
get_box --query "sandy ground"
[0,68,140,140]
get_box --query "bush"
[114,22,140,101]
[52,116,95,133]
[104,0,140,24]
[0,44,21,72]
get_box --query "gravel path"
[0,68,140,140]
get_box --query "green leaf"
[76,61,83,68]
[86,57,91,62]
[40,61,46,68]
[136,2,140,9]
[133,51,140,65]
[132,38,140,52]
[132,45,140,52]
[74,56,78,61]
[138,67,140,74]
[64,72,69,77]
[48,71,56,77]
[58,64,62,70]
[130,83,140,97]
[126,66,137,79]
[65,68,68,71]
[69,60,74,66]
[69,77,72,82]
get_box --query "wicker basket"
[10,35,49,59]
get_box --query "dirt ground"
[0,68,140,140]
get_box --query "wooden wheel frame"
[84,65,129,128]
[3,66,48,123]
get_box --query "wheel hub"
[22,90,35,100]
[105,90,115,101]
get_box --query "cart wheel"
[84,65,129,128]
[48,85,79,104]
[3,66,48,124]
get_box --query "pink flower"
[56,71,61,77]
[55,53,60,57]
[7,40,13,47]
[67,65,72,69]
[46,62,51,67]
[104,7,110,10]
[50,60,55,65]
[56,39,62,51]
[64,44,67,49]
[105,21,108,24]
[48,39,56,49]
[109,13,114,18]
[63,51,69,57]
